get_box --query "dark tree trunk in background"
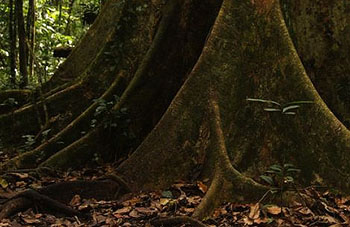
[16,0,28,88]
[26,0,36,79]
[9,0,17,87]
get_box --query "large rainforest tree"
[1,0,350,221]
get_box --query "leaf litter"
[0,165,350,226]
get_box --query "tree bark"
[283,0,350,128]
[15,0,28,89]
[26,0,36,79]
[2,0,350,220]
[8,0,16,87]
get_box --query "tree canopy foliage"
[0,0,102,88]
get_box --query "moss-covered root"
[113,0,179,110]
[45,0,127,88]
[0,81,85,146]
[31,0,181,170]
[0,89,32,101]
[0,178,122,219]
[193,94,268,220]
[0,74,123,171]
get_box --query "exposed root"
[1,73,123,170]
[0,197,31,220]
[101,173,132,195]
[3,189,86,218]
[38,126,101,168]
[113,0,179,110]
[209,91,267,194]
[0,81,85,147]
[0,89,31,113]
[29,0,180,170]
[193,172,224,219]
[46,0,127,86]
[0,81,82,119]
[0,177,122,219]
[193,92,269,219]
[150,216,207,227]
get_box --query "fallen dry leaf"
[266,205,281,215]
[128,210,140,218]
[197,181,208,193]
[114,206,132,214]
[248,203,260,220]
[70,194,81,206]
[21,217,41,224]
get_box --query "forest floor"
[0,163,349,227]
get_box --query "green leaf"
[283,112,296,115]
[286,168,301,173]
[246,98,281,106]
[269,164,282,172]
[282,105,300,113]
[283,163,295,168]
[264,108,281,112]
[260,175,274,185]
[284,100,313,106]
[266,170,277,174]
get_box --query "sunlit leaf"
[264,108,281,112]
[246,98,281,106]
[283,112,296,115]
[284,100,313,106]
[282,105,300,113]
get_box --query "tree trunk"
[26,0,36,79]
[282,0,350,128]
[15,0,28,88]
[1,0,350,220]
[8,0,16,87]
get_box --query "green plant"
[90,96,133,138]
[0,97,18,107]
[260,163,300,190]
[21,134,35,151]
[246,98,313,115]
[247,98,313,204]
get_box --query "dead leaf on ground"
[248,203,260,219]
[114,206,132,214]
[265,205,281,215]
[70,194,81,206]
[197,181,208,193]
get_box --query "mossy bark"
[282,0,350,127]
[2,0,350,220]
[0,0,162,164]
[118,0,350,212]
